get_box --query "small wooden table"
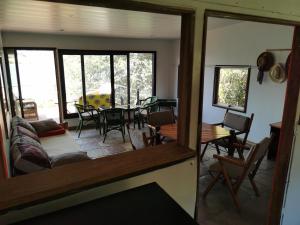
[160,123,231,143]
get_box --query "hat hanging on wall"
[269,63,287,83]
[256,51,275,84]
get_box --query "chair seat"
[209,159,244,178]
[81,110,99,118]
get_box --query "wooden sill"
[0,142,195,213]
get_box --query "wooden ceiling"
[0,0,181,39]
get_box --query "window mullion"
[81,55,86,106]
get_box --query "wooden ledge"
[0,143,195,213]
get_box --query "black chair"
[103,108,125,143]
[75,104,100,138]
[134,100,159,129]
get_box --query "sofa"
[10,116,91,176]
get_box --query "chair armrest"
[213,154,245,167]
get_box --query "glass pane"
[113,55,127,106]
[84,55,111,96]
[130,53,153,105]
[17,50,59,122]
[217,67,249,110]
[62,55,82,114]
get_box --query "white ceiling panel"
[0,0,181,39]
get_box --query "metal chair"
[75,104,100,138]
[103,108,125,143]
[134,99,159,129]
[203,137,271,210]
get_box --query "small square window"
[213,65,251,112]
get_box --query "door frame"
[3,47,62,122]
[196,10,300,225]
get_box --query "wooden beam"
[267,26,300,225]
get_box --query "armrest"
[213,154,245,167]
[51,152,91,168]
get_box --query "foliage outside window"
[213,66,250,112]
[59,50,155,118]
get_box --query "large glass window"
[62,55,82,114]
[213,66,250,112]
[60,50,155,118]
[84,55,111,95]
[114,55,128,105]
[130,53,154,105]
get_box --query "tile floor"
[197,144,275,225]
[70,128,275,225]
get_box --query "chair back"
[223,110,254,144]
[104,108,124,126]
[126,124,146,150]
[148,110,175,127]
[244,137,271,175]
[139,96,157,106]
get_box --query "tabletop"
[13,183,198,225]
[159,123,231,143]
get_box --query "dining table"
[159,122,235,156]
[159,122,231,143]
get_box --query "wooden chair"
[126,124,154,150]
[75,104,100,138]
[147,109,176,144]
[200,109,254,160]
[203,137,271,210]
[102,108,125,143]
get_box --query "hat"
[257,52,274,84]
[269,63,287,83]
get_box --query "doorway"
[196,11,300,225]
[5,48,60,122]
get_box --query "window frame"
[212,65,251,113]
[58,49,157,119]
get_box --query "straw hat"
[269,63,287,83]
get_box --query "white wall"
[203,20,293,142]
[2,32,179,99]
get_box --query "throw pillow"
[13,125,40,143]
[12,143,51,175]
[11,116,37,134]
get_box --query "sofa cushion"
[13,125,40,143]
[11,135,42,149]
[37,127,66,138]
[11,116,37,134]
[11,143,51,175]
[50,151,91,168]
[30,119,63,135]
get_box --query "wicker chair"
[102,108,125,143]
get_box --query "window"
[59,50,156,118]
[213,65,250,112]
